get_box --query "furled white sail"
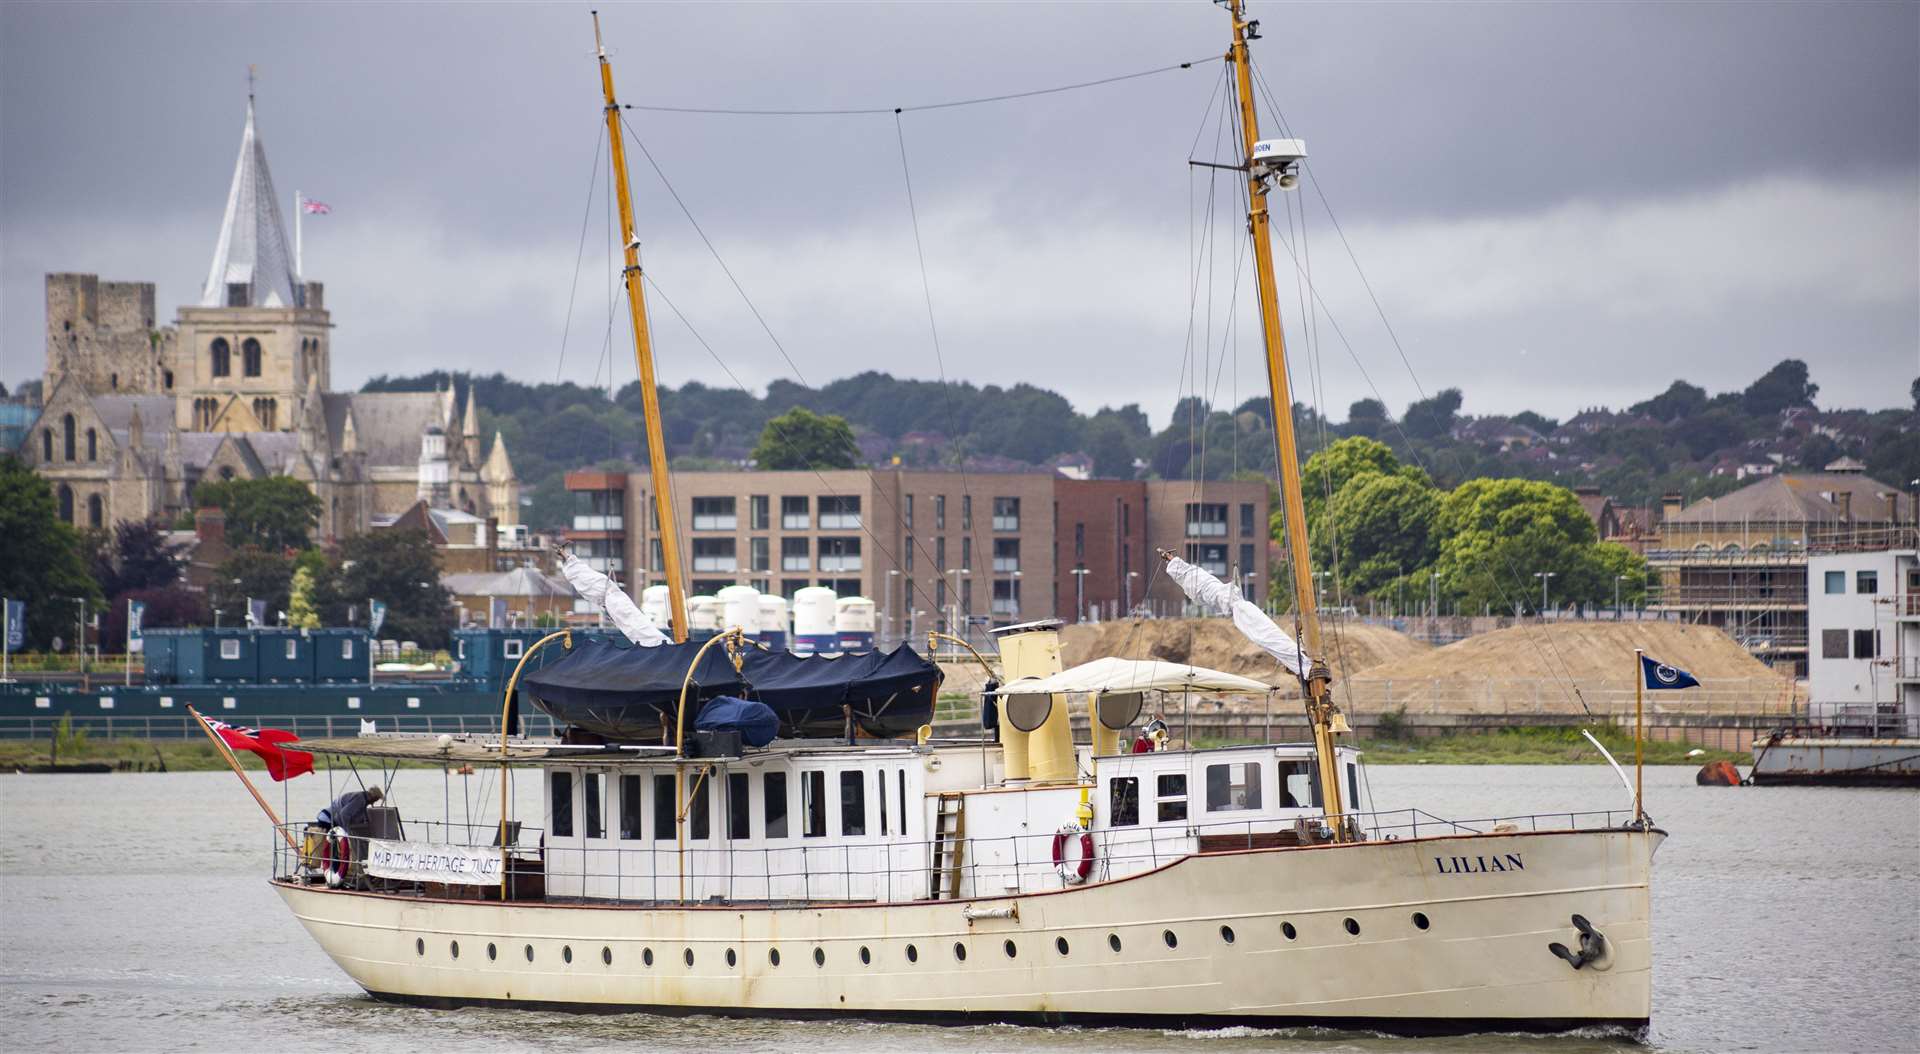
[559,552,666,647]
[1163,556,1306,677]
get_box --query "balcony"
[1185,522,1228,538]
[993,516,1019,532]
[819,513,862,530]
[820,554,863,573]
[782,557,811,572]
[991,598,1020,617]
[782,515,811,530]
[993,558,1020,573]
[692,515,738,531]
[1900,594,1920,619]
[572,515,624,532]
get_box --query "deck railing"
[270,806,1640,906]
[0,712,558,741]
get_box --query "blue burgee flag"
[4,598,24,653]
[1641,655,1700,690]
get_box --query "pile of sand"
[1345,621,1802,713]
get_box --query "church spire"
[201,88,300,309]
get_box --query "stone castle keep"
[18,95,518,541]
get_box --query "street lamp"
[945,567,969,642]
[1533,571,1557,616]
[886,569,901,647]
[1614,573,1629,618]
[1126,569,1141,615]
[1070,566,1091,623]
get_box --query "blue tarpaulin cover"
[696,696,780,747]
[518,637,942,743]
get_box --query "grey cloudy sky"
[3,1,1915,426]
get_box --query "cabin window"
[877,769,889,836]
[688,774,710,840]
[897,769,908,834]
[1156,773,1187,823]
[220,639,240,660]
[551,771,575,838]
[653,774,675,840]
[802,771,827,838]
[583,772,604,838]
[1823,571,1845,594]
[1205,762,1262,812]
[1278,760,1313,809]
[1857,570,1878,595]
[1109,777,1140,826]
[1853,630,1879,660]
[840,771,867,837]
[764,772,789,838]
[1347,763,1362,816]
[341,640,354,659]
[285,640,299,659]
[728,772,751,839]
[620,774,643,839]
[503,638,524,659]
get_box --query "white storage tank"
[716,585,762,637]
[686,595,720,640]
[641,585,672,636]
[792,586,839,655]
[835,595,877,652]
[756,594,791,651]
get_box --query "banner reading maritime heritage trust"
[364,840,504,886]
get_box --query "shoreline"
[2,725,1746,772]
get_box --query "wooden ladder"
[929,792,966,900]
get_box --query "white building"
[1807,549,1919,729]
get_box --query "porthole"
[1412,912,1431,931]
[905,944,918,963]
[415,938,424,956]
[726,948,737,968]
[1004,939,1018,959]
[1055,936,1070,956]
[525,944,535,962]
[564,945,574,963]
[1108,933,1122,953]
[450,940,460,959]
[1344,917,1360,936]
[1281,922,1297,941]
[953,942,968,962]
[1163,929,1178,949]
[769,948,781,967]
[684,948,694,968]
[813,947,826,967]
[603,946,613,965]
[487,943,497,961]
[859,946,872,965]
[1219,925,1235,944]
[643,947,655,967]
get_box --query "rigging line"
[555,122,606,382]
[642,273,937,585]
[1249,59,1426,402]
[892,112,982,630]
[618,114,813,388]
[622,56,1214,117]
[609,112,942,603]
[1261,181,1591,717]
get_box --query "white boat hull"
[277,826,1662,1034]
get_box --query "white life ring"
[1052,824,1095,885]
[323,825,350,888]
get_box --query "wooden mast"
[1223,0,1349,834]
[594,10,687,642]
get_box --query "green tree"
[1296,437,1428,530]
[287,565,322,630]
[210,548,294,626]
[1402,388,1463,440]
[338,529,454,647]
[1343,398,1389,439]
[1430,478,1643,613]
[1631,380,1707,422]
[751,407,859,470]
[90,518,184,598]
[1084,414,1140,479]
[1318,472,1440,596]
[0,455,103,649]
[192,476,322,551]
[1742,359,1818,416]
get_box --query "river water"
[2,765,1913,1052]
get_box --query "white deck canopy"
[989,656,1275,696]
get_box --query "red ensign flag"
[204,717,314,781]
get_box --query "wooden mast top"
[593,11,688,642]
[1222,0,1348,831]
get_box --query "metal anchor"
[1548,913,1607,970]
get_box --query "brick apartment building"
[564,469,1270,642]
